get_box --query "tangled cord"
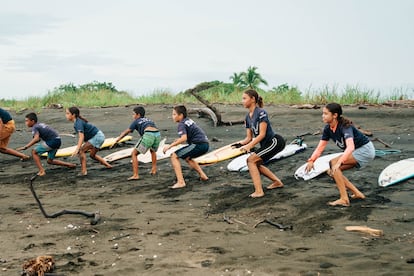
[29,174,101,225]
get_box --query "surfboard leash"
[375,149,402,157]
[28,174,101,225]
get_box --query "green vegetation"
[1,68,412,111]
[230,66,268,90]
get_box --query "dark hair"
[173,105,187,118]
[25,112,38,123]
[133,106,145,117]
[325,103,352,127]
[67,106,88,122]
[243,89,263,108]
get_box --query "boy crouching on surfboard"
[163,105,209,189]
[112,106,161,180]
[17,112,76,176]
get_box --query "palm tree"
[229,72,243,87]
[240,66,268,90]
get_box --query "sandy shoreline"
[1,104,413,275]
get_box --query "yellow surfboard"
[41,135,133,157]
[193,142,245,165]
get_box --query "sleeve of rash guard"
[307,140,328,162]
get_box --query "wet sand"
[1,104,413,275]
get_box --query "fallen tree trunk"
[188,107,218,127]
[186,83,244,127]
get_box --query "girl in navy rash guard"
[65,107,112,176]
[305,103,375,207]
[233,89,286,198]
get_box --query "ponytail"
[257,96,263,108]
[244,89,264,108]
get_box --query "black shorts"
[254,134,285,163]
[176,143,209,160]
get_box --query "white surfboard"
[294,152,343,180]
[141,141,185,163]
[378,158,414,187]
[103,138,166,163]
[227,143,308,172]
[104,147,134,163]
[103,139,185,163]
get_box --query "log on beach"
[345,226,384,237]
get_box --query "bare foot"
[150,169,157,175]
[170,183,186,189]
[37,171,46,176]
[328,199,350,207]
[105,164,113,169]
[200,177,209,182]
[266,181,284,190]
[249,192,265,198]
[351,192,366,199]
[127,176,140,181]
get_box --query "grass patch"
[1,81,412,111]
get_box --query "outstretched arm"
[242,122,267,152]
[163,134,187,153]
[305,140,328,172]
[111,128,132,148]
[72,132,85,156]
[233,128,254,150]
[17,133,40,151]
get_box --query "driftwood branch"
[355,125,373,137]
[185,82,244,127]
[345,225,383,236]
[371,137,392,148]
[188,107,219,127]
[29,175,101,225]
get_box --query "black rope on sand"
[29,174,101,225]
[253,219,293,230]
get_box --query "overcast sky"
[1,0,413,100]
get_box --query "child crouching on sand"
[233,89,285,198]
[17,113,76,176]
[112,106,161,180]
[65,107,112,176]
[305,102,375,207]
[163,105,209,189]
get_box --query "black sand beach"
[1,104,413,275]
